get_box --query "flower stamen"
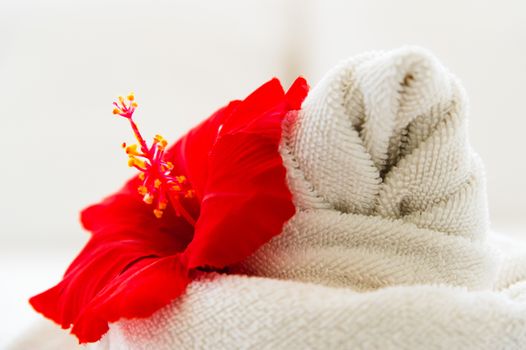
[113,93,196,225]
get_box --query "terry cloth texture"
[93,47,526,350]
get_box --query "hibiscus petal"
[30,183,194,343]
[219,78,286,134]
[184,132,296,268]
[183,78,308,269]
[167,102,240,200]
[168,78,303,200]
[221,77,308,140]
[285,77,309,110]
[30,229,189,343]
[70,255,189,343]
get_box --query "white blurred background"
[1,0,525,347]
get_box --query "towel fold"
[94,47,526,350]
[237,47,498,292]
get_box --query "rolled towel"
[94,47,526,350]
[237,46,497,291]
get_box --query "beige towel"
[93,47,526,350]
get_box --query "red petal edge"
[29,77,309,343]
[183,77,309,268]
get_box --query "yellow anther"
[159,201,167,210]
[172,184,181,191]
[127,93,135,101]
[137,185,148,195]
[113,108,121,115]
[184,189,195,199]
[154,179,162,189]
[125,144,139,155]
[176,175,186,183]
[154,135,168,148]
[128,157,146,168]
[131,102,138,108]
[153,209,163,218]
[118,96,124,103]
[143,194,154,205]
[138,173,145,180]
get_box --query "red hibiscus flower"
[29,77,309,343]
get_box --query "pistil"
[113,93,195,224]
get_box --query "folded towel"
[94,47,526,350]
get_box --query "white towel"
[93,47,526,350]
